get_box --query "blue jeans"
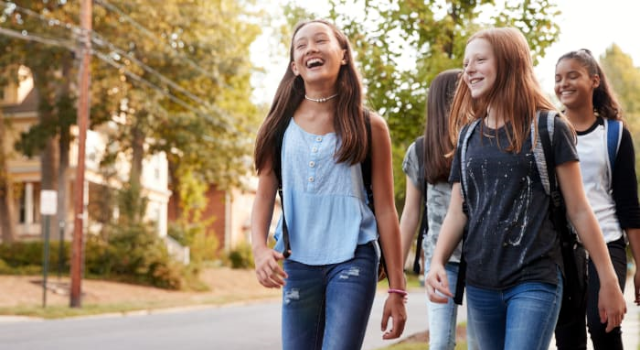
[281,243,378,350]
[466,269,563,350]
[425,261,477,350]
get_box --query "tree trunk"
[31,68,59,237]
[0,111,16,243]
[56,54,73,243]
[167,159,182,220]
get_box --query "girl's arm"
[369,112,407,340]
[625,228,640,305]
[426,182,467,303]
[399,176,422,264]
[251,158,287,289]
[556,160,627,331]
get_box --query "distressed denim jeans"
[424,261,477,350]
[281,243,378,350]
[466,268,563,350]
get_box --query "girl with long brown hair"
[554,48,640,350]
[399,68,477,350]
[251,19,406,349]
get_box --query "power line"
[0,24,231,130]
[93,50,229,129]
[93,0,222,85]
[0,26,75,51]
[0,2,233,128]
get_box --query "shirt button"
[308,176,314,182]
[309,161,315,168]
[316,136,322,142]
[312,147,318,153]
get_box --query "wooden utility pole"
[70,0,92,308]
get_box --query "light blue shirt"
[274,119,378,265]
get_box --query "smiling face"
[554,57,599,110]
[462,38,497,99]
[289,22,347,86]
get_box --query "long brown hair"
[556,49,623,121]
[254,19,367,174]
[424,69,461,184]
[449,27,557,152]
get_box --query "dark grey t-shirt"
[450,117,578,289]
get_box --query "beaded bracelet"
[388,288,408,297]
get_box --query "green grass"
[376,338,468,350]
[0,294,275,319]
[377,271,423,290]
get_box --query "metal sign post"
[40,190,57,308]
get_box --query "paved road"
[0,291,430,350]
[0,285,636,350]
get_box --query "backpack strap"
[362,110,389,282]
[274,122,291,258]
[412,136,427,274]
[604,118,623,185]
[452,119,480,305]
[532,110,556,198]
[362,110,374,213]
[459,119,482,204]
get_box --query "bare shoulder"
[367,110,390,135]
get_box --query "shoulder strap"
[412,136,427,274]
[362,110,374,213]
[532,110,556,197]
[459,119,481,203]
[605,118,623,180]
[274,122,291,258]
[414,136,427,199]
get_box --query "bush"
[0,241,70,275]
[85,223,184,290]
[168,222,219,264]
[227,242,254,269]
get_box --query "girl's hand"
[253,246,288,288]
[598,282,627,332]
[426,264,453,303]
[381,292,407,339]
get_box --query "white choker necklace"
[304,93,338,103]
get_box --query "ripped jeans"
[281,243,378,350]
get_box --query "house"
[167,176,279,253]
[1,66,173,245]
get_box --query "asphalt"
[0,281,637,350]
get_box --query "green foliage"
[115,183,148,226]
[167,221,220,264]
[85,223,184,290]
[0,241,70,274]
[227,242,255,269]
[599,45,640,188]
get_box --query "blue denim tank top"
[273,118,378,265]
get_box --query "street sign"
[40,190,57,215]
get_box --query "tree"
[0,1,80,238]
[0,110,16,242]
[90,0,262,223]
[599,44,640,186]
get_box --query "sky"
[251,0,640,105]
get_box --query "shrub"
[85,223,184,289]
[227,242,254,269]
[168,222,219,264]
[0,241,70,275]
